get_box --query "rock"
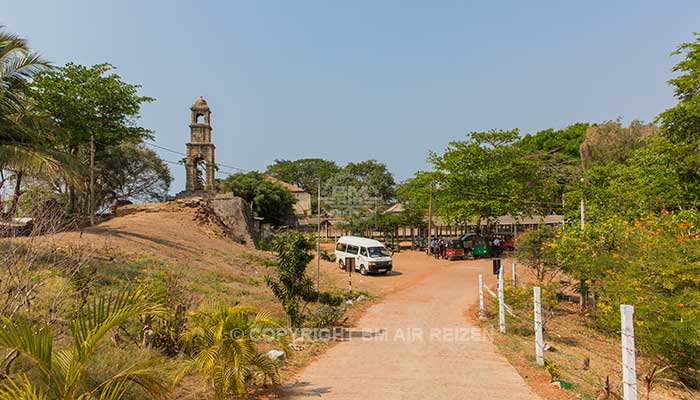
[266,349,286,363]
[356,295,367,302]
[345,300,354,305]
[543,343,556,352]
[550,381,562,388]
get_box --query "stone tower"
[185,96,216,193]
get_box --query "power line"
[144,141,249,173]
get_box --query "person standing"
[492,237,502,257]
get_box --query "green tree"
[564,137,688,223]
[657,33,700,143]
[181,306,288,399]
[266,158,340,211]
[0,27,82,217]
[429,129,563,226]
[96,143,172,208]
[325,160,396,203]
[219,171,296,226]
[517,123,589,161]
[30,63,155,213]
[0,287,172,399]
[656,34,700,204]
[396,171,436,212]
[266,158,340,192]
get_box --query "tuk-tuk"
[459,233,491,258]
[445,238,465,261]
[495,232,515,251]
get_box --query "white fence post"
[512,262,516,287]
[620,304,637,400]
[533,286,544,366]
[478,274,485,318]
[498,266,505,333]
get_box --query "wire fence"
[477,265,699,400]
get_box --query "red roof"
[265,176,306,193]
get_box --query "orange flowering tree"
[556,211,700,386]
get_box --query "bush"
[265,230,344,327]
[181,306,289,398]
[138,269,192,357]
[515,226,561,283]
[320,249,336,262]
[555,211,700,387]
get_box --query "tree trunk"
[7,171,23,217]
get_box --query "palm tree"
[0,26,83,216]
[0,26,48,90]
[181,306,290,399]
[0,287,173,399]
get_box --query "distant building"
[384,203,405,214]
[265,176,311,216]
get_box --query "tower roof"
[191,96,209,110]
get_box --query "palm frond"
[70,287,164,362]
[0,51,50,87]
[0,317,54,376]
[0,26,50,89]
[90,357,173,399]
[0,144,85,187]
[0,374,47,400]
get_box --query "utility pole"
[580,177,585,230]
[89,134,95,226]
[426,183,433,255]
[316,178,321,293]
[579,177,586,308]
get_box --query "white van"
[334,236,393,275]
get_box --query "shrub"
[139,269,192,357]
[181,306,289,399]
[319,249,336,262]
[265,230,343,327]
[493,284,559,336]
[555,211,700,387]
[515,226,561,283]
[0,286,172,399]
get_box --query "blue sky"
[3,1,699,192]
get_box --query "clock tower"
[185,96,216,193]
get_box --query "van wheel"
[339,259,345,270]
[360,265,368,275]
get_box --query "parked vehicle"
[494,232,515,251]
[411,238,428,251]
[335,236,393,275]
[459,233,491,258]
[445,238,465,261]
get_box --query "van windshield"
[367,247,390,258]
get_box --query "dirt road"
[282,252,539,400]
